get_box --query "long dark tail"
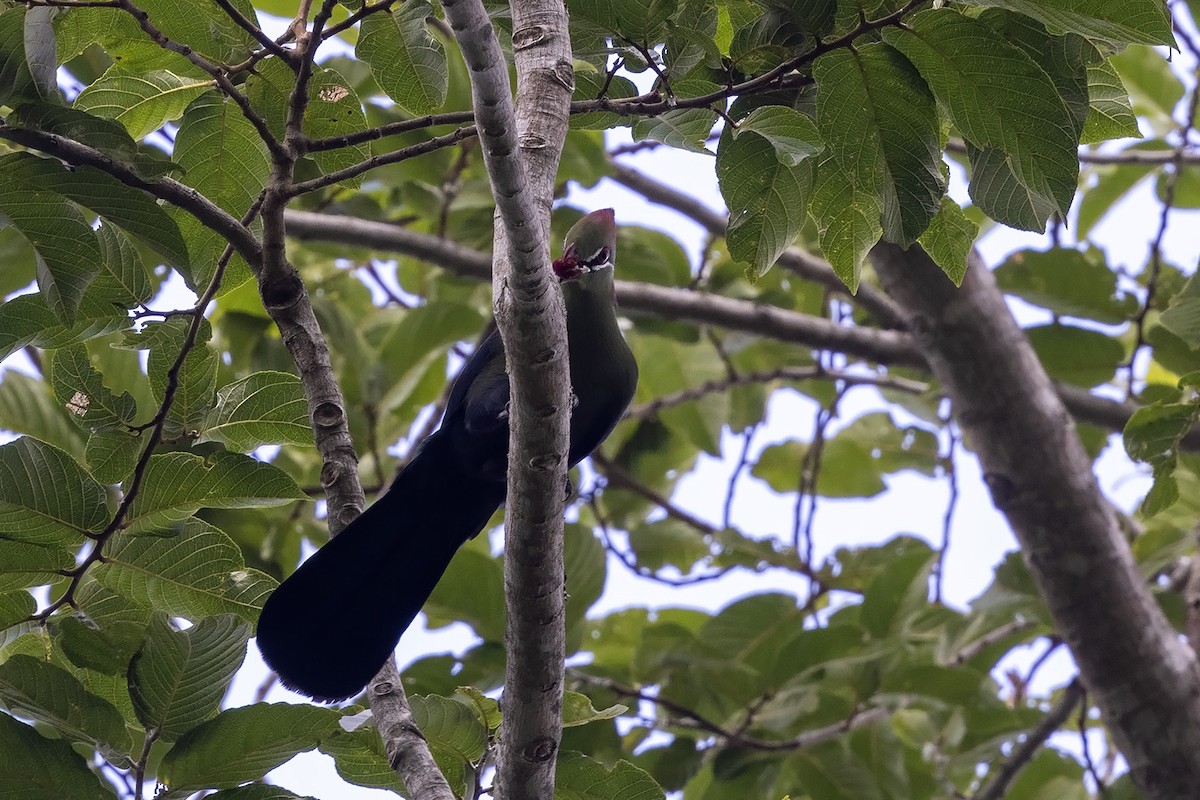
[256,430,504,701]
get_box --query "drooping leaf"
[123,451,304,533]
[632,108,719,153]
[48,344,139,433]
[198,371,312,450]
[0,370,87,461]
[0,437,108,546]
[555,750,666,800]
[92,519,278,622]
[885,9,1079,223]
[74,68,213,141]
[170,91,271,289]
[996,248,1137,323]
[158,703,341,792]
[356,0,447,116]
[129,613,251,740]
[956,0,1174,47]
[917,197,978,285]
[1082,58,1141,144]
[0,712,117,800]
[809,157,883,293]
[3,151,189,269]
[814,44,945,247]
[718,118,815,278]
[0,654,132,754]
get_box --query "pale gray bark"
[440,0,574,797]
[872,243,1200,799]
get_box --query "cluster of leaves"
[0,0,1196,797]
[567,0,1167,289]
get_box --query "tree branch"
[280,209,1200,449]
[973,681,1086,800]
[872,243,1200,798]
[607,160,907,329]
[440,0,574,796]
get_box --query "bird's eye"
[582,247,611,268]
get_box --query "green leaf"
[92,519,278,621]
[410,693,488,761]
[885,9,1079,221]
[555,751,665,800]
[0,437,107,546]
[632,108,718,153]
[48,344,139,432]
[245,60,369,187]
[1082,58,1140,144]
[1025,324,1125,387]
[74,68,212,141]
[128,316,218,436]
[0,224,37,295]
[917,197,978,285]
[198,371,312,450]
[735,105,824,168]
[425,546,505,641]
[0,654,132,754]
[0,371,87,461]
[3,151,190,270]
[628,518,711,572]
[568,0,678,40]
[957,0,1174,47]
[92,223,154,306]
[563,690,628,727]
[8,103,177,182]
[753,436,887,498]
[1110,44,1182,130]
[0,291,129,364]
[85,429,142,484]
[809,157,883,293]
[860,543,935,638]
[1124,403,1196,466]
[0,175,102,323]
[207,786,314,800]
[815,44,945,246]
[130,613,250,740]
[570,70,638,130]
[629,334,727,455]
[0,591,35,630]
[158,703,341,792]
[1160,272,1200,347]
[718,116,815,278]
[23,6,58,102]
[56,616,145,676]
[965,141,1059,233]
[171,92,271,289]
[0,712,117,800]
[995,248,1136,324]
[129,0,259,64]
[356,0,447,116]
[320,726,409,795]
[0,539,73,593]
[565,523,607,651]
[0,8,44,106]
[788,742,885,800]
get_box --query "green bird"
[257,209,638,700]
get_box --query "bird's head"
[553,208,616,286]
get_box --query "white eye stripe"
[582,247,611,267]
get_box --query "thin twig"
[569,669,887,751]
[973,680,1086,800]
